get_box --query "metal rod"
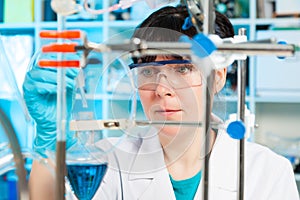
[92,41,193,55]
[139,120,222,129]
[216,43,295,56]
[136,120,206,126]
[56,14,67,200]
[201,1,215,199]
[56,141,66,200]
[237,28,247,200]
[202,0,215,35]
[202,72,214,200]
[84,40,296,57]
[69,119,224,131]
[184,0,204,32]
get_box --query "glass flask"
[65,130,108,200]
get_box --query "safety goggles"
[129,60,202,90]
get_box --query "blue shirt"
[169,171,202,200]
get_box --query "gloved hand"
[23,64,78,157]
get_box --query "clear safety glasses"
[129,60,203,90]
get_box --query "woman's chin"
[156,126,181,138]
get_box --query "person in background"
[23,5,299,200]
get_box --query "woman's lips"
[155,109,182,116]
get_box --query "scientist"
[23,5,299,200]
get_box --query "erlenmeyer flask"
[66,131,108,200]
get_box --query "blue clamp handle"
[179,34,216,58]
[226,120,246,140]
[277,41,287,60]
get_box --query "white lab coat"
[92,128,299,200]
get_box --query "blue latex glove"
[23,65,78,157]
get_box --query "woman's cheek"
[138,90,155,118]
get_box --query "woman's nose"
[155,75,175,97]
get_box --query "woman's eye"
[175,65,193,74]
[140,68,154,77]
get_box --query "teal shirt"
[169,171,202,200]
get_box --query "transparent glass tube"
[56,14,67,200]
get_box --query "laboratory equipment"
[39,26,299,199]
[51,0,82,16]
[37,24,129,199]
[65,112,110,200]
[67,164,107,200]
[45,135,109,200]
[65,131,109,200]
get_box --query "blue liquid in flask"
[67,164,107,200]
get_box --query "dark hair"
[132,5,234,63]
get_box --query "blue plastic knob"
[277,41,287,60]
[226,120,246,140]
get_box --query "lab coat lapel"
[193,130,239,200]
[128,128,164,178]
[128,128,175,199]
[210,130,239,190]
[137,169,175,200]
[128,128,239,199]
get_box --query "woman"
[24,5,299,200]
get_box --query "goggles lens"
[129,60,202,90]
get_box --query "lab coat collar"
[128,127,176,199]
[128,124,239,199]
[209,129,239,191]
[192,130,239,199]
[128,114,226,178]
[128,127,166,180]
[202,114,239,192]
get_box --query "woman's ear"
[214,67,227,94]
